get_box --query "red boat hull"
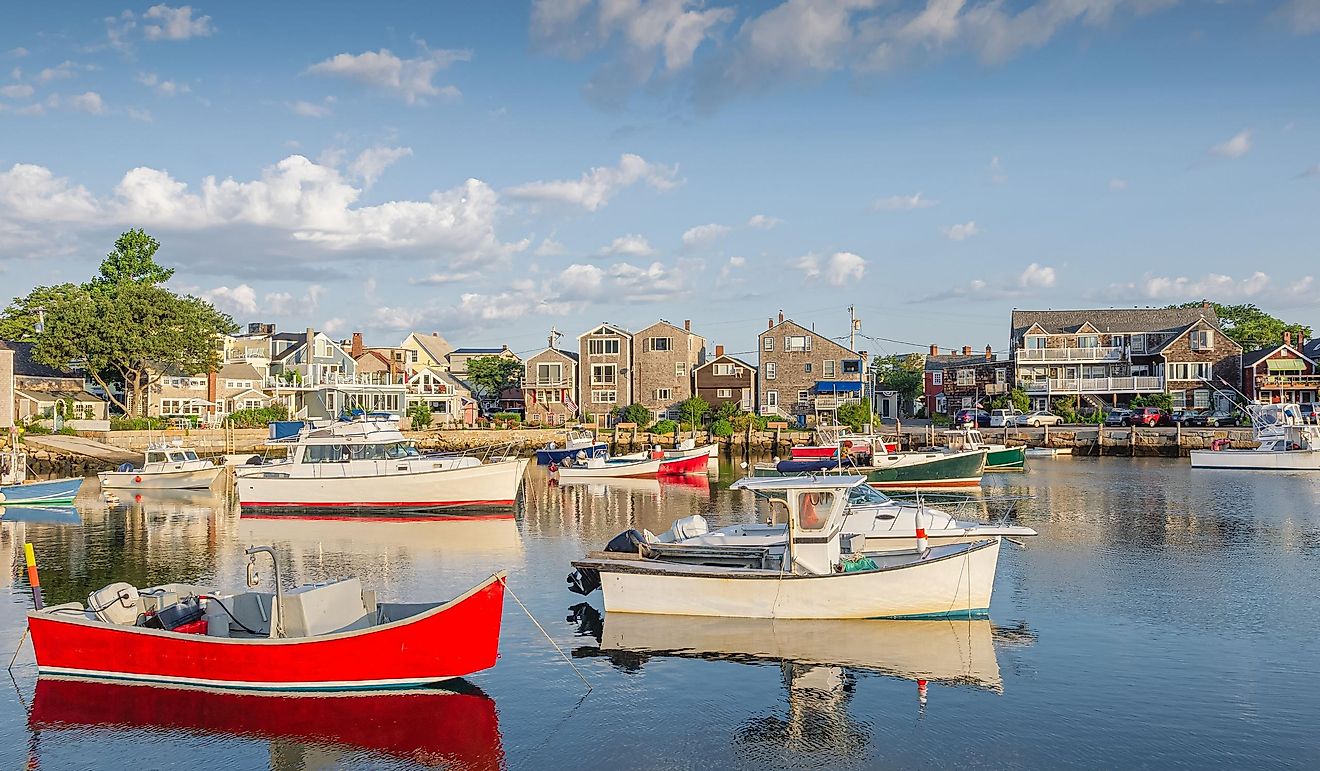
[27,573,505,691]
[30,677,505,769]
[657,454,710,476]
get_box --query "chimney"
[768,317,774,330]
[715,344,725,357]
[985,344,993,360]
[1201,300,1211,312]
[962,345,972,356]
[1284,330,1293,348]
[206,370,217,415]
[350,332,364,358]
[684,319,691,332]
[929,344,939,356]
[778,310,785,324]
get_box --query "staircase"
[1082,394,1109,413]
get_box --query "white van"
[988,409,1021,427]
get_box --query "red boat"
[27,561,505,692]
[656,453,710,476]
[30,677,505,769]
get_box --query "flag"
[563,389,578,414]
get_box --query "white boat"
[234,416,529,513]
[98,443,225,490]
[568,476,1001,619]
[616,437,719,462]
[1024,447,1068,458]
[1190,403,1320,470]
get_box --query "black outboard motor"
[566,528,652,596]
[567,567,601,596]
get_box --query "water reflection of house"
[1,340,108,426]
[1242,332,1318,405]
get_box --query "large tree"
[1175,301,1311,350]
[869,353,925,415]
[465,356,522,410]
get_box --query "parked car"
[1015,410,1063,427]
[1130,407,1171,427]
[988,409,1023,427]
[1300,404,1318,425]
[1103,409,1132,427]
[1186,410,1238,427]
[953,408,991,428]
[1171,409,1202,425]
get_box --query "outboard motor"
[566,529,653,595]
[658,514,709,543]
[244,455,264,465]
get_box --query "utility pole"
[848,305,858,353]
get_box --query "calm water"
[3,458,1319,769]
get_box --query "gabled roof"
[760,318,860,355]
[1304,338,1320,360]
[218,362,262,379]
[15,387,104,403]
[404,332,454,362]
[925,354,991,372]
[1011,307,1220,339]
[451,347,508,355]
[528,347,578,363]
[577,322,631,339]
[1146,317,1242,355]
[0,340,71,378]
[1242,344,1316,369]
[355,350,394,369]
[636,319,697,337]
[695,353,756,373]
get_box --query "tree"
[407,401,433,429]
[618,402,652,426]
[94,229,174,286]
[870,354,924,415]
[837,401,873,432]
[1008,387,1031,414]
[678,395,710,427]
[1174,301,1310,350]
[465,356,522,410]
[0,283,82,342]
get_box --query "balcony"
[1257,374,1320,389]
[529,379,570,387]
[1020,376,1164,394]
[1016,346,1125,363]
[226,347,270,362]
[265,374,405,390]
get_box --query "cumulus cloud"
[201,284,258,316]
[37,61,90,83]
[873,192,937,211]
[1275,0,1320,34]
[534,236,567,256]
[306,46,470,104]
[136,72,190,96]
[63,91,106,114]
[717,255,747,286]
[795,251,867,286]
[143,5,215,40]
[747,214,781,229]
[407,270,481,286]
[0,84,33,99]
[681,222,730,248]
[914,262,1060,303]
[1018,262,1055,289]
[944,221,979,241]
[600,233,655,258]
[348,145,413,187]
[1105,271,1313,303]
[506,153,679,211]
[1209,130,1251,159]
[7,47,29,58]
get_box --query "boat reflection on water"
[0,504,81,524]
[29,676,505,769]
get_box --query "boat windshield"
[183,450,199,461]
[167,451,188,462]
[846,484,891,506]
[302,442,421,462]
[797,492,835,531]
[146,451,167,464]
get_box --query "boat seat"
[279,578,374,638]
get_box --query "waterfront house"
[1242,332,1319,405]
[399,331,455,371]
[578,323,633,423]
[446,346,520,381]
[406,367,477,427]
[925,345,1005,415]
[632,319,706,420]
[693,346,756,413]
[268,328,405,419]
[0,340,108,427]
[346,332,407,384]
[523,346,580,426]
[757,312,866,426]
[1009,305,1242,412]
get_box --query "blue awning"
[815,380,862,393]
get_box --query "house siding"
[1243,345,1319,404]
[1158,320,1242,409]
[578,324,633,420]
[694,355,756,412]
[756,319,864,422]
[0,348,12,429]
[632,321,705,419]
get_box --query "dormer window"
[1025,335,1046,350]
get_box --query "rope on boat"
[498,576,593,692]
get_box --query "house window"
[763,337,774,352]
[1193,389,1211,409]
[655,388,672,401]
[717,388,732,398]
[961,397,973,408]
[588,338,621,355]
[995,368,1006,384]
[957,369,974,386]
[765,362,777,380]
[713,363,735,376]
[1168,362,1212,381]
[765,391,778,408]
[536,363,562,385]
[1025,335,1046,349]
[648,337,672,352]
[798,390,809,403]
[591,390,617,403]
[1130,334,1146,353]
[842,360,861,374]
[1076,335,1099,349]
[675,362,686,377]
[823,360,836,378]
[1171,391,1186,410]
[73,404,94,420]
[785,335,811,352]
[410,350,419,363]
[1190,330,1214,351]
[804,363,813,373]
[932,371,943,386]
[591,364,616,384]
[545,390,561,404]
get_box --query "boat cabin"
[146,448,201,465]
[730,476,863,575]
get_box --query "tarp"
[814,381,863,393]
[1265,359,1305,372]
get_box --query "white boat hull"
[588,538,1000,619]
[98,465,224,490]
[555,457,663,479]
[1190,448,1320,470]
[237,458,528,511]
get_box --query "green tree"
[1008,387,1031,414]
[465,356,522,410]
[94,229,174,286]
[406,401,433,429]
[836,401,873,431]
[1174,301,1311,350]
[870,354,925,415]
[714,401,742,421]
[678,395,710,427]
[618,402,652,426]
[0,283,83,342]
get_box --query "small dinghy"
[27,546,506,691]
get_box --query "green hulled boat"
[946,429,1025,472]
[754,448,986,489]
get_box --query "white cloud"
[0,84,33,99]
[1018,262,1055,289]
[717,255,747,285]
[202,284,258,316]
[348,145,413,187]
[1106,271,1313,303]
[747,214,781,229]
[61,92,107,114]
[506,153,679,211]
[1108,178,1128,191]
[795,251,867,287]
[127,107,153,122]
[7,47,29,58]
[600,233,655,258]
[681,222,730,248]
[262,291,294,315]
[0,164,100,221]
[306,47,469,104]
[287,97,335,117]
[915,262,1060,303]
[143,5,215,41]
[944,221,979,241]
[1209,130,1251,159]
[407,270,481,286]
[136,72,190,96]
[873,192,937,211]
[988,155,1007,184]
[534,236,567,256]
[1276,0,1320,34]
[322,317,346,337]
[37,61,89,83]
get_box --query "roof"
[271,343,303,362]
[0,340,71,378]
[925,354,991,372]
[14,387,104,403]
[405,332,454,362]
[1243,344,1315,369]
[1011,307,1219,340]
[576,322,631,339]
[1304,339,1320,360]
[760,318,860,355]
[530,347,579,363]
[695,353,755,372]
[355,350,393,369]
[451,347,507,355]
[1144,317,1241,355]
[270,331,307,342]
[217,362,262,379]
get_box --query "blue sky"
[2,1,1318,360]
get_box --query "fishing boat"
[234,416,529,513]
[567,476,1000,619]
[553,449,709,480]
[754,447,986,489]
[27,546,506,691]
[535,429,607,465]
[30,677,505,769]
[98,441,225,490]
[1,442,84,504]
[788,424,899,463]
[944,428,1026,471]
[1191,403,1320,470]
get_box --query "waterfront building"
[694,345,756,414]
[523,345,580,426]
[1241,332,1319,405]
[399,331,455,371]
[267,328,406,419]
[926,345,1005,415]
[405,368,477,427]
[757,312,866,426]
[632,319,705,421]
[578,322,634,423]
[0,340,108,427]
[446,346,520,381]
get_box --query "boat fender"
[548,462,559,473]
[134,476,142,483]
[244,455,264,466]
[117,462,134,473]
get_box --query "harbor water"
[2,457,1319,769]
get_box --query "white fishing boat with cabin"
[1190,402,1320,470]
[568,476,1001,619]
[98,442,225,490]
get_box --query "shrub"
[730,412,769,432]
[931,413,951,426]
[711,418,734,437]
[406,402,433,430]
[618,403,652,426]
[57,425,78,435]
[226,405,290,429]
[1130,393,1173,412]
[650,419,678,434]
[836,402,872,432]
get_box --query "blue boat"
[535,431,608,465]
[0,476,84,505]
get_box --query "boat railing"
[419,439,523,464]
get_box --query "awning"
[814,381,862,393]
[1265,359,1305,372]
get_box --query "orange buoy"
[134,475,142,483]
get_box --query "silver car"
[1015,410,1063,427]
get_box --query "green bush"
[1130,393,1173,412]
[226,405,290,429]
[932,413,951,426]
[836,401,873,432]
[730,412,769,432]
[406,402,433,430]
[110,415,168,431]
[491,411,521,422]
[618,403,652,426]
[650,419,678,434]
[711,418,734,437]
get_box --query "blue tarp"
[815,380,862,393]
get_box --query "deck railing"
[1016,346,1125,362]
[1258,374,1320,388]
[1020,376,1163,394]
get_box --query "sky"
[1,1,1318,361]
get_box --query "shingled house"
[1241,332,1319,405]
[632,319,705,420]
[1009,305,1242,412]
[694,345,756,413]
[757,312,866,426]
[578,323,633,422]
[523,346,580,426]
[924,345,1005,415]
